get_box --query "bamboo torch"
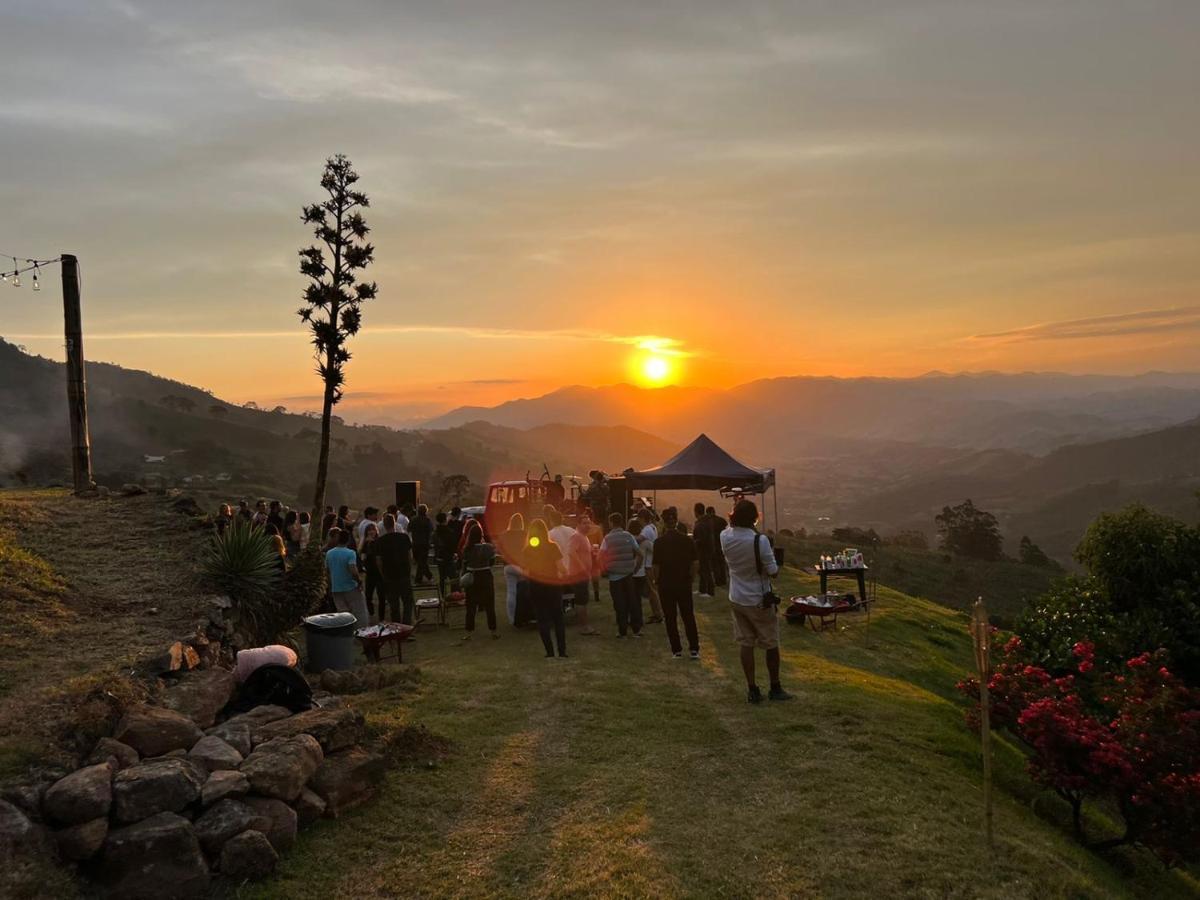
[970,597,994,849]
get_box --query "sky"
[2,0,1199,423]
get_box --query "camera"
[761,590,781,609]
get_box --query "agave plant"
[202,519,281,600]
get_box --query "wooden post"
[61,254,94,494]
[970,597,994,849]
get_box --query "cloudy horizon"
[3,0,1198,415]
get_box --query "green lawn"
[248,569,1198,899]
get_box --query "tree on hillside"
[209,404,228,418]
[1018,535,1053,567]
[161,394,196,413]
[297,153,378,520]
[440,473,473,508]
[935,499,1004,561]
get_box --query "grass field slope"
[1,490,1196,898]
[245,566,1196,899]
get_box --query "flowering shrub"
[958,638,1200,865]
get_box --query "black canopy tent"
[621,433,778,531]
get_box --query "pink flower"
[1078,660,1094,674]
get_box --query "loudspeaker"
[395,481,421,509]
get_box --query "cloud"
[3,324,699,356]
[970,306,1200,344]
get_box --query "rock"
[85,737,139,771]
[310,747,387,817]
[120,483,147,497]
[112,758,205,824]
[100,812,209,899]
[292,787,326,828]
[1,782,46,822]
[0,799,44,862]
[239,734,323,801]
[201,769,250,807]
[114,705,204,757]
[319,668,364,694]
[193,799,264,855]
[162,668,236,728]
[43,762,113,825]
[188,735,243,772]
[56,817,108,861]
[214,704,293,731]
[242,796,297,852]
[252,707,364,754]
[208,722,252,758]
[219,829,278,880]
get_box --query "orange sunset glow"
[1,2,1197,425]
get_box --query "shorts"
[568,580,590,605]
[731,603,780,650]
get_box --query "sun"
[641,355,672,385]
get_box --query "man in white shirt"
[387,504,410,534]
[720,499,794,704]
[636,508,663,623]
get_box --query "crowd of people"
[215,494,793,704]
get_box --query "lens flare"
[529,536,541,547]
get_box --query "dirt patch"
[380,724,454,767]
[0,489,212,772]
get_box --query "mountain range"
[4,336,1199,562]
[425,372,1200,560]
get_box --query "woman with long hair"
[524,517,566,658]
[283,510,302,559]
[320,511,338,542]
[359,522,383,623]
[460,520,498,640]
[497,512,527,625]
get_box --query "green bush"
[1016,505,1200,684]
[1016,577,1124,674]
[202,519,281,600]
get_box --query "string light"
[0,254,63,287]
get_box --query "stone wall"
[0,624,388,897]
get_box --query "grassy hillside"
[0,340,676,510]
[1,489,1195,897]
[246,566,1196,899]
[775,534,1062,625]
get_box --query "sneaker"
[646,616,663,624]
[768,686,795,702]
[616,633,626,639]
[747,685,764,704]
[689,650,700,660]
[461,632,473,641]
[672,651,683,659]
[632,631,643,638]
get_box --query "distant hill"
[843,416,1200,559]
[424,372,1200,455]
[0,339,676,509]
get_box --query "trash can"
[303,612,358,673]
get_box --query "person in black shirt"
[409,504,434,585]
[707,505,728,588]
[693,502,716,596]
[654,507,700,659]
[434,511,457,596]
[524,518,566,658]
[267,500,285,534]
[460,520,498,639]
[373,514,414,623]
